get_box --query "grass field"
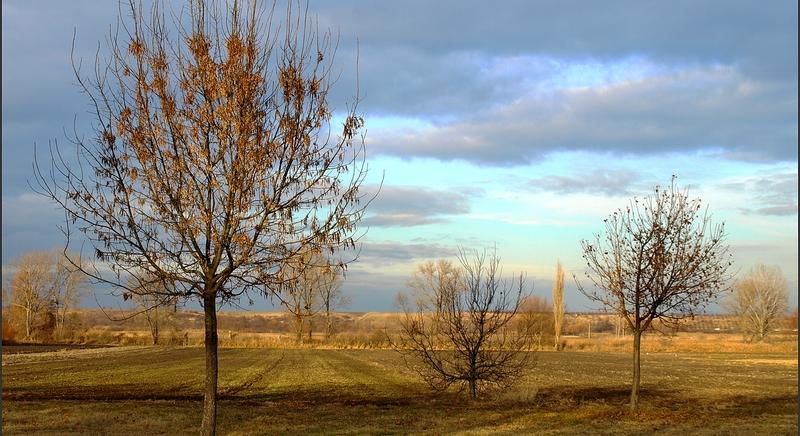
[2,346,797,435]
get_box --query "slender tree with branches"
[397,249,534,399]
[278,248,322,343]
[277,249,346,342]
[729,264,789,342]
[52,251,88,339]
[577,176,732,410]
[316,257,347,339]
[518,295,551,350]
[126,273,178,345]
[33,1,368,433]
[552,261,565,350]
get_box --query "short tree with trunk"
[33,1,367,434]
[396,248,534,399]
[577,176,732,410]
[729,264,789,342]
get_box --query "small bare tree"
[278,249,323,343]
[127,273,178,345]
[577,176,732,410]
[730,264,789,342]
[397,248,534,399]
[552,261,565,350]
[52,252,88,339]
[277,250,348,341]
[316,261,347,339]
[8,252,56,339]
[518,295,551,350]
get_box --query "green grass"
[2,346,797,434]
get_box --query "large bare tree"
[33,1,367,433]
[729,264,789,342]
[577,176,732,410]
[397,249,534,399]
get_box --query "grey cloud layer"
[368,67,796,165]
[3,1,797,310]
[315,1,795,77]
[723,172,798,216]
[357,242,457,267]
[361,185,475,227]
[527,169,639,196]
[3,1,797,186]
[312,1,797,165]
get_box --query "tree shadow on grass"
[2,383,204,401]
[532,385,677,408]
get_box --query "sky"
[2,1,797,312]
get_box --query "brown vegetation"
[6,307,795,352]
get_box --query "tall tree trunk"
[469,378,477,400]
[325,309,332,340]
[469,356,478,399]
[25,308,32,339]
[630,329,642,410]
[295,314,304,343]
[307,318,313,342]
[201,293,219,436]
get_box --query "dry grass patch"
[3,347,797,434]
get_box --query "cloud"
[752,205,796,216]
[313,1,797,165]
[315,1,796,79]
[361,185,475,227]
[337,268,410,311]
[369,66,796,165]
[526,169,639,196]
[1,192,67,261]
[319,0,797,136]
[356,242,457,267]
[722,172,798,216]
